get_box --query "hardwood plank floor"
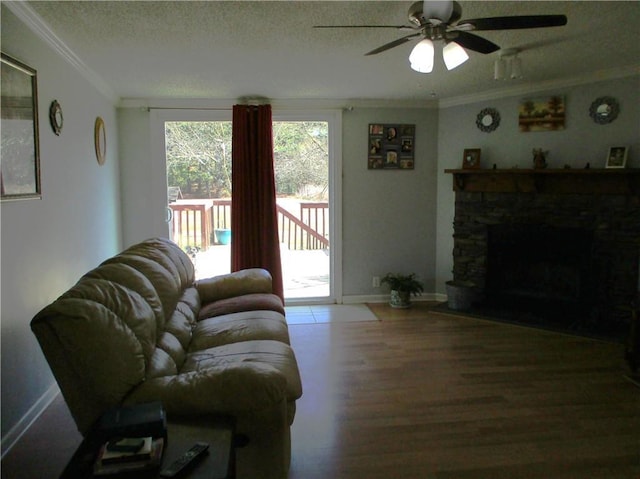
[3,304,638,478]
[287,304,639,479]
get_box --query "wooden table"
[60,415,235,479]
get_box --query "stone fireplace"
[446,169,640,340]
[486,224,595,308]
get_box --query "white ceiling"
[15,1,640,105]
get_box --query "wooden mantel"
[444,168,640,195]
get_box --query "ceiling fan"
[314,1,567,72]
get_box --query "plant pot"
[445,280,480,312]
[215,228,231,245]
[389,289,412,309]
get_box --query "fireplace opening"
[484,224,596,322]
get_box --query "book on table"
[93,437,164,475]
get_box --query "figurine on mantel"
[533,148,548,169]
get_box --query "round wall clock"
[94,117,106,165]
[49,100,63,136]
[476,108,500,133]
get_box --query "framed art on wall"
[605,146,628,168]
[1,52,41,200]
[368,124,415,169]
[518,96,565,132]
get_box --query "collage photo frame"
[368,124,415,169]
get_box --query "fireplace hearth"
[445,169,640,341]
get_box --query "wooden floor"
[3,303,639,478]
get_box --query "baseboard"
[1,382,60,459]
[342,293,447,304]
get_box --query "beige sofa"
[31,237,302,478]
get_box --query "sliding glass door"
[154,108,342,303]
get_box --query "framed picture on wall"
[518,96,565,132]
[1,52,41,201]
[605,146,628,168]
[368,124,415,169]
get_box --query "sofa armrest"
[195,268,273,303]
[125,362,287,414]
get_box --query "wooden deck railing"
[169,199,328,251]
[278,203,329,250]
[169,199,215,250]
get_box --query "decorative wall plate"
[589,96,619,124]
[49,100,63,136]
[94,116,106,165]
[476,108,500,133]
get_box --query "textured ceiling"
[17,1,640,104]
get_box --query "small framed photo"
[462,148,481,169]
[605,146,628,168]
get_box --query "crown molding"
[5,1,119,104]
[439,64,640,109]
[118,97,439,110]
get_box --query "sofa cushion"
[123,237,195,287]
[56,279,157,366]
[195,268,273,303]
[147,347,178,379]
[191,310,290,350]
[84,262,165,338]
[103,238,195,327]
[164,287,200,347]
[182,340,303,403]
[199,293,285,320]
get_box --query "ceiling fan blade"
[451,31,500,54]
[314,25,412,30]
[365,32,421,56]
[458,15,567,31]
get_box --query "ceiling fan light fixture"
[510,55,523,79]
[443,41,469,70]
[494,49,522,80]
[494,57,506,80]
[422,0,454,22]
[409,38,435,73]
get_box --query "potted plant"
[381,273,424,309]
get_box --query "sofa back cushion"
[103,237,196,330]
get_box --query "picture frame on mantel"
[462,149,481,169]
[1,52,41,201]
[605,146,628,169]
[368,123,415,170]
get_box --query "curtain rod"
[146,106,233,111]
[143,96,271,111]
[145,104,270,112]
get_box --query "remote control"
[159,442,209,477]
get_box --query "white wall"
[0,7,121,448]
[341,107,439,297]
[435,74,640,294]
[117,107,169,247]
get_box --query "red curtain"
[231,104,283,300]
